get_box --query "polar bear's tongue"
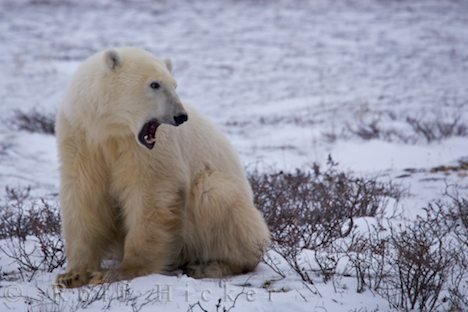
[138,119,160,150]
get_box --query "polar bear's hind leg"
[184,170,270,278]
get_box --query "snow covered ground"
[0,0,467,311]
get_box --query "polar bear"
[55,47,270,288]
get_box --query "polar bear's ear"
[104,49,121,71]
[163,58,173,73]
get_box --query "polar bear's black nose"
[174,113,188,126]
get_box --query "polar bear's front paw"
[88,270,113,285]
[56,270,119,288]
[55,271,94,288]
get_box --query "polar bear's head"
[93,48,188,150]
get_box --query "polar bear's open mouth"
[138,119,160,149]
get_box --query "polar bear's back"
[158,103,249,187]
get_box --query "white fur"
[56,47,270,287]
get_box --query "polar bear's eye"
[150,82,160,89]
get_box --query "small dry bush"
[433,193,468,311]
[10,109,55,135]
[249,157,403,284]
[250,161,467,312]
[405,116,468,143]
[335,112,468,144]
[379,194,468,312]
[0,187,64,281]
[339,223,389,293]
[383,215,453,311]
[328,192,467,312]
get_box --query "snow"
[1,0,467,311]
[331,137,468,173]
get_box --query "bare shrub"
[0,187,65,281]
[0,187,33,240]
[335,191,467,311]
[334,112,468,143]
[250,162,466,311]
[383,223,452,311]
[0,236,65,281]
[10,109,55,135]
[447,254,468,312]
[262,251,286,279]
[187,287,250,312]
[347,118,382,141]
[341,224,390,293]
[0,187,61,239]
[340,110,404,143]
[249,157,402,284]
[437,192,468,311]
[10,282,167,312]
[406,116,468,143]
[346,118,409,143]
[443,192,468,248]
[378,196,467,312]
